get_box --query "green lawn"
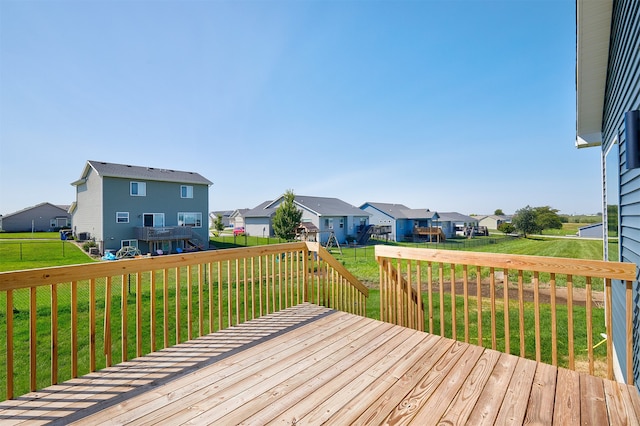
[0,239,95,272]
[0,232,60,239]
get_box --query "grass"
[0,240,95,272]
[0,232,60,239]
[538,223,587,236]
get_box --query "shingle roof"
[75,160,213,185]
[246,195,369,218]
[290,195,367,216]
[1,202,70,218]
[362,202,435,220]
[436,212,477,223]
[244,200,276,218]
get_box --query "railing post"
[378,259,385,323]
[6,290,14,399]
[605,278,613,380]
[626,280,633,384]
[302,248,308,303]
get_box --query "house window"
[143,213,165,227]
[178,212,202,228]
[130,182,146,196]
[121,240,138,248]
[181,185,193,199]
[325,218,333,229]
[339,218,344,229]
[116,212,129,223]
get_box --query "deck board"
[1,303,639,425]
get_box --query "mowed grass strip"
[0,239,95,272]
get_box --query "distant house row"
[215,198,504,245]
[0,159,512,255]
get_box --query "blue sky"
[0,0,601,217]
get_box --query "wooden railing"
[0,242,367,401]
[376,245,637,383]
[134,226,193,241]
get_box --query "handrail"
[375,245,637,383]
[0,242,367,401]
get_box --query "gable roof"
[474,214,512,221]
[1,202,70,218]
[246,195,369,218]
[72,160,213,186]
[244,200,277,218]
[210,210,233,218]
[230,208,249,218]
[361,202,436,220]
[292,195,367,217]
[436,212,477,223]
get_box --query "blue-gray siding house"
[244,195,370,244]
[70,160,213,255]
[576,0,639,388]
[359,202,439,242]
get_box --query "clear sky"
[0,0,601,217]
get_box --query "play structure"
[413,226,446,243]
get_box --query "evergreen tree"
[272,190,303,241]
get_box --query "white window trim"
[181,185,194,199]
[130,181,147,196]
[121,239,138,248]
[116,212,129,223]
[178,212,202,228]
[143,213,165,227]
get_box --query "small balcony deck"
[2,302,639,425]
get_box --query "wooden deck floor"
[2,303,640,425]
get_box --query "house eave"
[575,0,613,149]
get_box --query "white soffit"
[575,0,613,148]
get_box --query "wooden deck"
[1,303,639,425]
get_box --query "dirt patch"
[362,279,603,308]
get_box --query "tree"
[512,205,540,237]
[533,206,562,232]
[272,190,303,241]
[497,222,515,235]
[494,209,504,216]
[212,214,225,236]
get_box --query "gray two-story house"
[70,160,213,255]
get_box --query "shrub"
[82,241,97,252]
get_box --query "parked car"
[233,227,245,236]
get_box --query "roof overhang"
[575,0,613,148]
